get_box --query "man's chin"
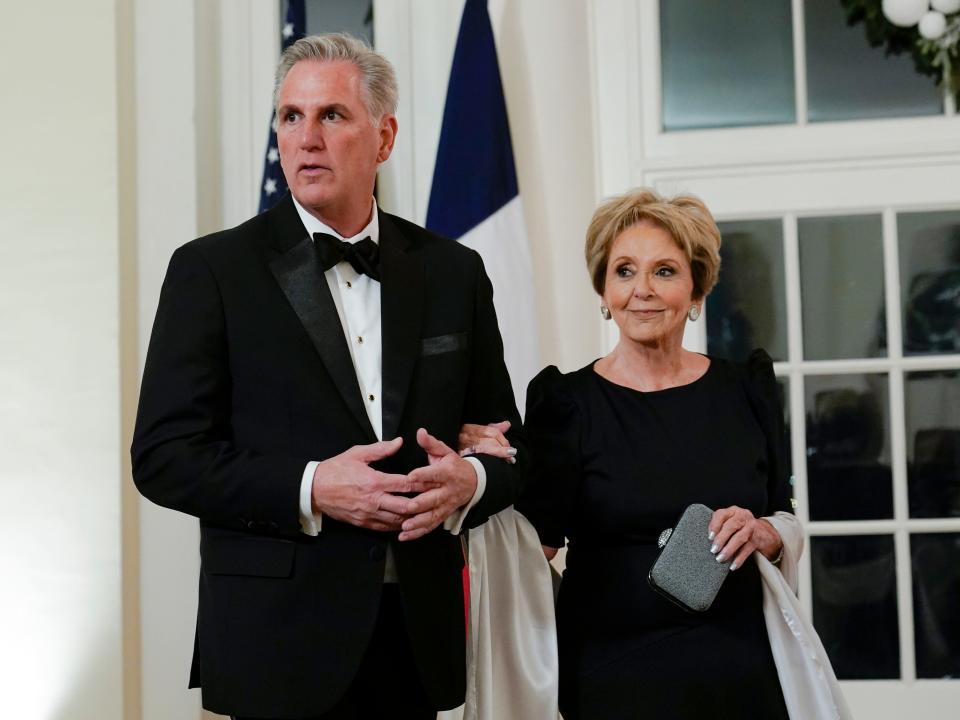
[291,187,332,210]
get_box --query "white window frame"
[634,0,960,171]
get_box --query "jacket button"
[369,545,385,562]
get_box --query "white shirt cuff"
[299,461,322,536]
[443,456,486,535]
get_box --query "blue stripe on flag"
[426,0,519,240]
[259,0,306,214]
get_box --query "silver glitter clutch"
[647,503,730,613]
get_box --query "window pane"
[660,0,795,130]
[707,220,788,361]
[912,533,960,678]
[811,535,900,679]
[804,0,942,122]
[905,370,960,519]
[805,373,892,520]
[799,215,886,360]
[898,210,960,355]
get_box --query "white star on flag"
[271,115,278,133]
[282,22,294,39]
[264,178,277,196]
[267,147,279,164]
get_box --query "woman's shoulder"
[526,363,596,418]
[529,362,597,396]
[708,348,775,386]
[710,349,781,427]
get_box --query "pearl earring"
[600,305,611,320]
[687,305,701,321]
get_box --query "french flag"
[427,0,540,410]
[429,6,560,720]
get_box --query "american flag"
[259,0,306,213]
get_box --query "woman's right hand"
[708,505,783,570]
[457,420,517,463]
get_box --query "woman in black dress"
[462,188,792,718]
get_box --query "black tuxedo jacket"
[131,194,527,718]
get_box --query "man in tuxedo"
[132,33,527,720]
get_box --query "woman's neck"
[597,339,707,392]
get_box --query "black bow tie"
[313,232,381,282]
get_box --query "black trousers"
[234,585,436,720]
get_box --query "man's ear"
[377,115,398,164]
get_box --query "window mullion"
[883,206,916,681]
[791,0,808,125]
[895,527,917,681]
[783,211,813,612]
[891,367,916,681]
[808,518,960,534]
[784,213,804,365]
[882,209,905,362]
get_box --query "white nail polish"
[708,531,715,541]
[710,543,718,554]
[729,561,739,571]
[716,553,725,563]
[506,447,517,456]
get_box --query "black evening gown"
[518,351,792,720]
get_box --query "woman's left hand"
[708,506,782,571]
[457,420,517,464]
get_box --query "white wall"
[132,0,204,717]
[0,1,126,718]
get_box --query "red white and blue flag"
[259,0,306,213]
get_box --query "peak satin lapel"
[269,236,377,442]
[379,213,423,441]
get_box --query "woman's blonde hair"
[585,188,721,299]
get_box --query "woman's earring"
[687,305,701,321]
[600,305,612,320]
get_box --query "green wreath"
[841,0,960,98]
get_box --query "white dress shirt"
[290,197,485,579]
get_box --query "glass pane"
[804,0,942,122]
[707,220,788,361]
[912,533,960,678]
[905,370,960,518]
[811,535,900,679]
[799,215,886,360]
[897,210,960,355]
[660,0,795,130]
[805,373,892,520]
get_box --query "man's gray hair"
[273,33,398,124]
